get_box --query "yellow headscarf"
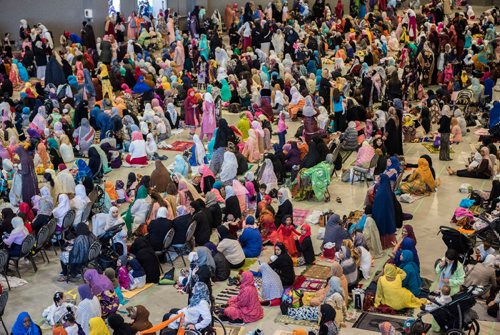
[89,317,110,335]
[461,70,468,86]
[99,63,109,78]
[416,157,435,190]
[384,263,398,280]
[161,77,171,91]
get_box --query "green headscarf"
[122,185,148,232]
[47,137,59,150]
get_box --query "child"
[126,172,138,200]
[115,180,128,204]
[62,311,84,335]
[105,267,126,305]
[244,172,257,211]
[105,180,118,206]
[277,111,288,149]
[42,292,76,326]
[117,255,131,290]
[270,215,300,257]
[327,114,336,134]
[128,258,147,290]
[426,285,452,312]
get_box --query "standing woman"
[184,88,199,137]
[372,174,397,249]
[15,146,38,203]
[417,42,436,87]
[200,93,216,141]
[384,107,403,156]
[438,105,452,161]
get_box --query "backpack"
[280,288,304,314]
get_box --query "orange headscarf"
[105,180,118,201]
[37,142,50,168]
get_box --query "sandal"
[336,197,342,204]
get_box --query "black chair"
[32,225,51,263]
[80,201,94,224]
[155,228,175,273]
[8,234,37,277]
[78,241,101,279]
[58,210,76,248]
[0,290,8,334]
[0,250,10,290]
[171,221,197,266]
[46,218,58,255]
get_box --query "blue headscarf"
[399,249,422,296]
[173,154,188,177]
[12,312,40,335]
[189,282,210,307]
[75,159,93,184]
[83,69,96,97]
[372,174,397,236]
[132,76,152,94]
[384,156,401,181]
[395,237,420,267]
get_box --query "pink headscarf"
[132,131,143,141]
[199,164,215,191]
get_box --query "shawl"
[199,164,215,192]
[108,314,136,335]
[89,317,110,335]
[192,135,207,166]
[323,214,349,248]
[415,157,435,190]
[372,174,397,236]
[150,161,172,193]
[83,269,114,296]
[130,305,153,331]
[257,158,278,192]
[219,151,238,182]
[90,144,111,174]
[173,155,189,177]
[355,141,375,167]
[11,312,40,335]
[260,263,284,300]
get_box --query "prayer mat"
[162,141,194,151]
[293,208,311,226]
[298,278,327,292]
[352,312,423,333]
[0,275,28,288]
[122,162,151,168]
[215,287,240,304]
[422,143,455,154]
[122,283,154,299]
[301,264,332,280]
[274,314,318,328]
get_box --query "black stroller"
[439,226,475,265]
[97,222,125,270]
[411,286,483,335]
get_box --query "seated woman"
[128,186,152,233]
[11,312,42,335]
[258,195,276,240]
[284,142,301,172]
[2,216,28,257]
[199,165,216,195]
[337,245,358,289]
[71,184,91,226]
[339,121,358,151]
[53,193,71,232]
[75,284,102,335]
[392,224,420,267]
[431,249,465,296]
[59,222,96,281]
[464,254,497,293]
[130,237,161,284]
[223,186,241,221]
[374,264,426,310]
[242,129,261,163]
[399,157,435,195]
[73,118,95,156]
[162,282,212,334]
[172,206,191,246]
[108,314,136,335]
[288,89,306,120]
[318,305,340,335]
[220,271,264,324]
[126,131,148,165]
[239,216,262,258]
[59,134,75,164]
[447,146,493,179]
[31,186,54,233]
[260,262,284,306]
[383,156,402,186]
[269,242,295,286]
[398,250,423,297]
[451,118,462,143]
[217,225,245,268]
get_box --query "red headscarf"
[19,202,35,222]
[299,224,311,244]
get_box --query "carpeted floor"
[301,264,332,280]
[162,140,194,151]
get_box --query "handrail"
[140,312,185,335]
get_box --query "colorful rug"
[274,314,318,328]
[162,141,194,151]
[422,143,455,154]
[293,208,311,226]
[302,264,332,280]
[298,277,327,292]
[352,312,420,333]
[122,283,154,299]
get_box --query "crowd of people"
[1,0,500,334]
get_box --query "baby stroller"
[473,215,500,249]
[438,226,475,265]
[454,89,475,125]
[97,222,125,270]
[410,286,483,335]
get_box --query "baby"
[115,180,128,204]
[425,285,452,312]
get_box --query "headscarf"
[83,268,114,295]
[11,312,40,335]
[415,157,435,190]
[319,304,336,327]
[167,103,178,125]
[303,96,315,117]
[53,194,71,221]
[299,224,311,244]
[192,134,207,166]
[383,263,399,280]
[199,164,215,192]
[78,284,93,300]
[173,154,189,177]
[150,160,172,193]
[189,281,211,307]
[18,203,35,222]
[260,262,283,300]
[89,317,110,335]
[217,224,236,240]
[196,246,216,272]
[379,321,396,335]
[326,276,344,299]
[108,314,136,335]
[37,143,50,168]
[372,174,397,236]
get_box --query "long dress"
[385,118,402,156]
[200,98,216,141]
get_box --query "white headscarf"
[53,194,71,225]
[146,133,158,153]
[167,103,178,125]
[192,135,207,166]
[11,216,28,236]
[74,184,89,202]
[302,96,315,117]
[219,151,238,182]
[157,206,168,219]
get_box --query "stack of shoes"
[227,277,240,286]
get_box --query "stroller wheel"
[410,320,426,334]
